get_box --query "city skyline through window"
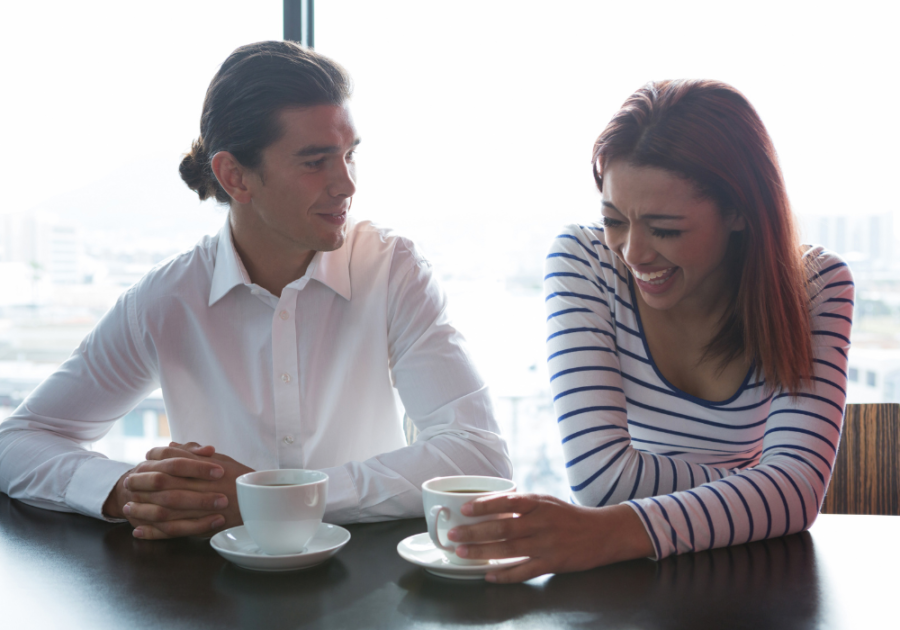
[1,1,897,499]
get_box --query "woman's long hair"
[592,79,813,394]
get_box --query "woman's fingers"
[449,514,531,544]
[485,560,551,584]
[462,493,539,517]
[455,536,533,561]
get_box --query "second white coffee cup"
[422,475,516,565]
[236,469,328,556]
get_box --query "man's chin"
[314,229,346,253]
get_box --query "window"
[867,371,877,388]
[316,0,898,497]
[849,367,859,383]
[3,2,897,494]
[1,1,282,462]
[121,412,144,438]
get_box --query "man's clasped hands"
[103,443,251,539]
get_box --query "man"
[0,41,511,539]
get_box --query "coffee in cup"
[422,475,516,565]
[236,469,328,555]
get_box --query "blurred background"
[1,0,897,499]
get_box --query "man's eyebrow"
[295,138,361,157]
[601,202,684,221]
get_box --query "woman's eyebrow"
[602,201,685,221]
[601,201,622,213]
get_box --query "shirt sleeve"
[545,227,853,559]
[0,285,159,519]
[318,239,512,524]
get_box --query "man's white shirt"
[0,218,511,523]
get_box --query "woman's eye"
[651,228,682,239]
[600,217,623,228]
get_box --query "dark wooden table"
[0,493,895,629]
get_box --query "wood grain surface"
[822,403,900,515]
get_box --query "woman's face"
[600,160,744,316]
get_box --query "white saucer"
[396,532,528,580]
[210,523,350,572]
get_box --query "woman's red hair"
[592,79,813,394]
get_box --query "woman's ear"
[211,151,253,204]
[729,211,747,232]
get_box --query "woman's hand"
[447,493,655,583]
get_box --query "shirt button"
[281,373,291,383]
[279,310,289,320]
[282,435,294,445]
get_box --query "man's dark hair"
[179,40,352,203]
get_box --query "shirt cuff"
[66,456,134,521]
[319,464,360,524]
[625,500,662,561]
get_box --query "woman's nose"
[622,228,656,266]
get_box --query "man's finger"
[123,501,215,523]
[127,489,228,512]
[134,455,223,480]
[146,446,212,461]
[125,470,213,493]
[158,456,224,480]
[133,514,226,540]
[169,441,216,455]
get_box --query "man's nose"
[328,161,357,198]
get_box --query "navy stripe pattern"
[545,224,853,559]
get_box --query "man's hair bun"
[179,138,229,203]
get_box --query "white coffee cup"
[236,469,328,556]
[422,475,516,565]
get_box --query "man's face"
[242,103,359,254]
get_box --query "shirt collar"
[305,233,352,301]
[208,220,352,307]
[208,221,248,307]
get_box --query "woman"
[448,79,853,582]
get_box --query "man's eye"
[651,228,682,239]
[345,150,356,163]
[303,158,325,168]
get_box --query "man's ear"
[211,151,253,204]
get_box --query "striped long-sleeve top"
[545,223,854,559]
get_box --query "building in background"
[1,212,84,308]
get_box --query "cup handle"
[429,505,454,551]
